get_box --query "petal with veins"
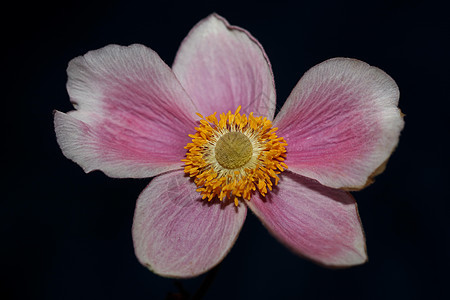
[132,171,247,278]
[247,171,367,267]
[173,14,276,120]
[55,44,198,178]
[274,58,404,189]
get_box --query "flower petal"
[55,44,198,178]
[132,171,247,278]
[172,14,276,119]
[247,172,367,267]
[274,58,404,189]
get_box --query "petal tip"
[313,233,368,269]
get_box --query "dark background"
[3,0,449,299]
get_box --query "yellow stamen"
[182,107,288,206]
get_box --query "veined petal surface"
[55,44,198,178]
[274,58,404,189]
[173,14,276,119]
[132,171,247,278]
[247,172,367,267]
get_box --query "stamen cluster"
[182,107,288,206]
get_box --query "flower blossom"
[54,14,404,278]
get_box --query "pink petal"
[132,171,247,278]
[172,14,276,119]
[55,44,198,178]
[247,172,367,267]
[274,58,404,189]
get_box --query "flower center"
[215,132,253,169]
[182,106,288,206]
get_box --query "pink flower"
[54,14,404,278]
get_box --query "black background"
[3,0,449,299]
